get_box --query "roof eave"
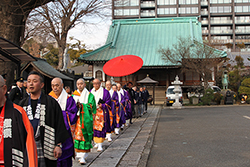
[79,42,112,60]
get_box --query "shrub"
[213,92,223,105]
[239,78,250,95]
[201,88,214,105]
[246,98,250,104]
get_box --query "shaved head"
[77,78,85,83]
[76,78,85,92]
[93,78,100,83]
[117,83,121,91]
[52,77,63,84]
[93,78,101,90]
[106,80,111,90]
[51,77,64,97]
[0,75,5,86]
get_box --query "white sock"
[97,143,103,151]
[83,152,88,159]
[115,128,120,134]
[107,133,112,141]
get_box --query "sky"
[67,12,112,50]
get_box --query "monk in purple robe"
[117,83,129,129]
[91,79,111,152]
[105,81,117,141]
[49,78,77,167]
[110,84,121,135]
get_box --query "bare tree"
[26,0,111,70]
[159,38,226,89]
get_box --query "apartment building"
[112,0,250,52]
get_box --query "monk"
[105,81,118,141]
[91,79,111,152]
[111,84,121,135]
[49,78,78,167]
[72,78,96,164]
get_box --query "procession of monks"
[70,78,134,165]
[2,71,147,167]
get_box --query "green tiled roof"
[31,59,73,80]
[79,17,227,66]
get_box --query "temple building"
[79,17,227,103]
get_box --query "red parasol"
[103,55,143,77]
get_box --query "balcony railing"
[210,29,233,34]
[210,20,233,24]
[202,30,209,34]
[235,20,250,24]
[141,12,155,17]
[210,39,233,44]
[201,1,208,6]
[235,39,250,43]
[201,20,208,24]
[141,1,155,8]
[201,10,208,15]
[235,29,250,34]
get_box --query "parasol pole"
[153,84,155,105]
[111,76,115,84]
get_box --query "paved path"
[148,105,250,167]
[73,105,161,167]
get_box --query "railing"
[201,10,208,15]
[235,29,250,33]
[201,20,208,24]
[202,30,209,34]
[235,39,250,43]
[141,12,155,17]
[210,29,233,34]
[201,1,208,6]
[210,20,233,24]
[235,20,250,24]
[210,39,233,43]
[141,1,155,8]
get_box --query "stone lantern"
[170,75,183,109]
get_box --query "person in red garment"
[0,75,37,167]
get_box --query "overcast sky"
[68,13,112,50]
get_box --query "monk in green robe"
[72,78,96,165]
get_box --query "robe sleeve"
[87,93,96,115]
[114,92,119,106]
[102,89,111,109]
[52,98,70,145]
[66,96,78,125]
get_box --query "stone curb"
[137,106,162,167]
[117,106,161,167]
[163,104,250,109]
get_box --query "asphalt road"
[147,105,250,167]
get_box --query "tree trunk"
[0,1,29,88]
[0,0,53,88]
[57,32,68,70]
[58,47,64,70]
